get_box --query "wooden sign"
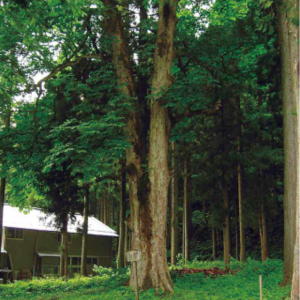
[126,250,141,262]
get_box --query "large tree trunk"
[291,206,299,299]
[182,158,190,262]
[279,0,299,285]
[170,142,178,265]
[103,0,177,292]
[259,202,269,261]
[80,187,89,276]
[117,163,126,268]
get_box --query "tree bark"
[170,142,178,265]
[117,163,126,268]
[103,0,178,292]
[279,0,299,285]
[80,187,89,276]
[258,202,269,261]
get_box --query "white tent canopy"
[2,204,118,237]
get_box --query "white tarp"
[3,204,118,237]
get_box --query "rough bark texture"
[117,164,126,268]
[279,0,299,285]
[170,142,178,265]
[103,0,178,292]
[259,202,269,261]
[80,188,89,276]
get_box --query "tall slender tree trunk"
[212,227,216,260]
[183,158,190,262]
[80,187,89,276]
[170,142,178,265]
[259,202,268,261]
[0,108,11,253]
[279,0,299,285]
[60,217,69,279]
[222,187,231,268]
[237,154,245,262]
[117,163,126,268]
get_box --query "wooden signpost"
[126,250,141,300]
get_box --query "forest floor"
[0,259,291,300]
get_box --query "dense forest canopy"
[0,0,298,297]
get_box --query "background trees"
[0,0,298,296]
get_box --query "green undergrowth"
[0,259,290,300]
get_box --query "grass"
[0,259,291,300]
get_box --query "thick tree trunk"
[104,0,177,292]
[60,218,69,279]
[117,164,126,268]
[279,0,299,285]
[183,159,190,262]
[222,187,231,268]
[80,188,89,276]
[259,202,269,261]
[170,142,178,265]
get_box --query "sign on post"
[126,250,141,300]
[126,250,141,263]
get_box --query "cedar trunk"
[237,159,245,262]
[259,202,269,261]
[222,188,231,268]
[80,188,89,276]
[279,0,299,285]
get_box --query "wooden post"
[134,261,139,300]
[126,250,141,300]
[259,275,263,300]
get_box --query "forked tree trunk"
[170,142,178,265]
[279,0,299,285]
[60,218,69,279]
[222,187,231,268]
[117,164,126,268]
[103,0,178,292]
[182,159,190,262]
[80,188,89,276]
[259,202,269,261]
